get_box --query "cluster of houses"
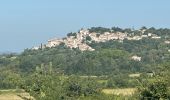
[89,32,127,42]
[127,32,161,40]
[32,29,163,51]
[44,30,95,51]
[44,29,129,51]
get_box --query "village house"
[141,35,148,38]
[64,37,79,48]
[127,36,142,40]
[131,55,141,61]
[89,32,97,40]
[78,43,95,51]
[46,38,63,48]
[151,36,161,39]
[165,41,170,44]
[140,29,146,34]
[32,46,39,50]
[79,29,89,36]
[133,36,142,40]
[117,32,127,40]
[146,72,155,77]
[148,33,152,37]
[110,33,119,40]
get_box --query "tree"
[86,36,92,41]
[67,32,77,37]
[139,79,169,100]
[140,26,147,30]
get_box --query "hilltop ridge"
[32,27,165,51]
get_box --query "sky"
[0,0,170,52]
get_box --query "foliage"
[85,36,92,41]
[88,27,111,34]
[139,78,170,100]
[67,32,77,37]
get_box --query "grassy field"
[0,89,34,100]
[102,88,137,96]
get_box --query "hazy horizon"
[0,0,170,52]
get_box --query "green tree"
[139,79,169,100]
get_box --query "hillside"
[17,27,169,75]
[1,26,170,100]
[1,27,170,75]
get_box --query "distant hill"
[6,26,167,75]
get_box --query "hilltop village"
[32,28,164,52]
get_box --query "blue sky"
[0,0,170,52]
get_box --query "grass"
[102,88,137,96]
[97,80,108,84]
